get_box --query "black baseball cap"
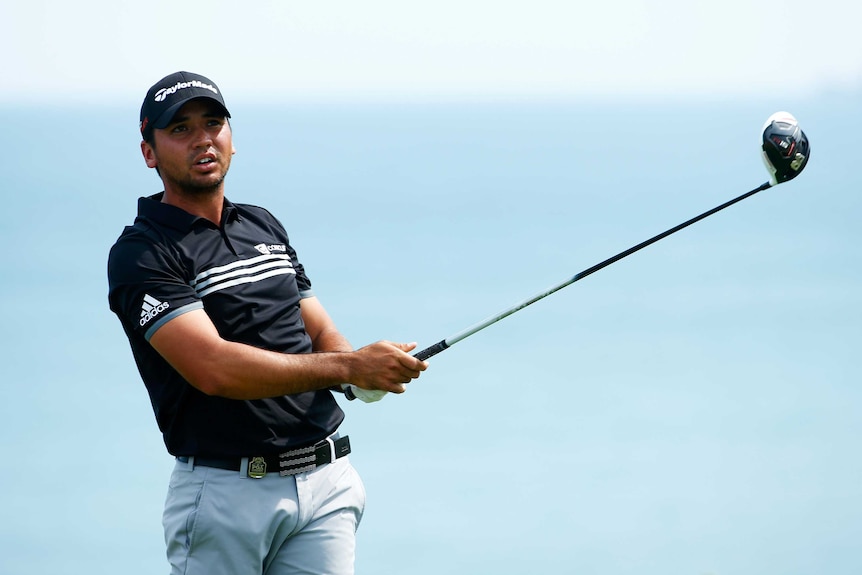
[139,71,231,142]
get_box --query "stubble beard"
[175,169,228,196]
[164,159,231,198]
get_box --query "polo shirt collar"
[137,192,240,231]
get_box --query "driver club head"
[761,111,810,185]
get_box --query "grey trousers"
[163,454,366,575]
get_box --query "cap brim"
[151,96,231,129]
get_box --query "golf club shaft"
[414,181,773,361]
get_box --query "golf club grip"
[414,340,450,361]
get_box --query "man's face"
[142,98,235,194]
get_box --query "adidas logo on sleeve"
[140,294,170,327]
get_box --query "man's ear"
[141,140,158,169]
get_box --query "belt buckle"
[248,456,267,479]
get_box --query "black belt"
[178,435,351,479]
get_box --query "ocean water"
[1,95,860,574]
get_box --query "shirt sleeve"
[108,233,203,342]
[286,241,314,299]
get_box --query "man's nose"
[190,125,213,147]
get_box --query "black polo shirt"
[107,193,344,457]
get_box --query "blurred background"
[1,2,860,574]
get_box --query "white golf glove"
[341,384,388,403]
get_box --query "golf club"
[412,111,810,362]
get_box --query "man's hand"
[347,341,428,395]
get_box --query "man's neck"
[161,185,225,225]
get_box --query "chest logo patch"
[254,243,287,255]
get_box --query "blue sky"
[1,0,860,103]
[1,3,860,575]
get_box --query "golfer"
[107,71,427,574]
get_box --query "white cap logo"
[154,80,219,102]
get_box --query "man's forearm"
[311,327,353,353]
[194,338,355,399]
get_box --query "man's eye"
[171,125,188,133]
